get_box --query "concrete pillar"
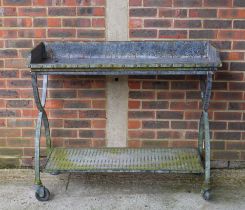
[106,0,128,147]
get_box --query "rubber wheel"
[35,187,50,202]
[202,190,211,201]
[50,171,60,175]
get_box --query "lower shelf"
[45,148,204,174]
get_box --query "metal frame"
[31,69,215,200]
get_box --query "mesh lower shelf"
[45,148,204,174]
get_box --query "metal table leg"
[31,73,51,201]
[200,72,213,200]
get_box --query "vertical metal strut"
[31,73,51,187]
[199,71,213,196]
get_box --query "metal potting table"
[28,41,221,201]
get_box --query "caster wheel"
[50,171,60,175]
[202,190,211,201]
[35,187,50,202]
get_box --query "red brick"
[45,100,64,109]
[229,82,245,91]
[214,131,241,140]
[64,139,91,148]
[78,7,105,16]
[214,112,242,121]
[157,111,184,119]
[130,8,157,17]
[129,0,142,6]
[79,110,106,118]
[170,141,196,148]
[79,130,105,138]
[170,102,198,110]
[129,91,154,99]
[159,30,187,39]
[64,100,90,109]
[189,9,217,17]
[92,120,106,128]
[6,100,33,108]
[227,142,245,150]
[219,9,245,18]
[128,111,154,119]
[171,121,198,129]
[92,139,106,147]
[229,102,245,110]
[78,90,105,98]
[130,29,157,38]
[92,18,105,27]
[128,140,142,148]
[128,101,141,109]
[48,29,76,38]
[159,9,187,18]
[78,0,105,6]
[142,101,169,109]
[2,7,17,16]
[173,0,201,7]
[215,72,244,81]
[48,7,76,16]
[50,110,78,118]
[220,52,244,61]
[77,30,105,38]
[91,100,105,108]
[233,41,245,50]
[218,30,245,40]
[3,0,31,6]
[142,81,169,89]
[142,121,169,129]
[184,112,200,120]
[142,140,168,148]
[143,0,172,7]
[52,129,77,138]
[145,19,172,28]
[128,120,141,129]
[18,29,46,38]
[0,128,21,137]
[228,122,245,131]
[18,8,47,16]
[214,92,243,100]
[129,81,141,89]
[204,0,232,7]
[203,20,231,29]
[129,19,143,29]
[157,131,182,139]
[128,130,155,139]
[62,18,91,27]
[47,18,61,27]
[189,30,217,39]
[234,0,245,7]
[158,91,185,99]
[175,20,201,28]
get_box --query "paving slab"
[0,169,245,210]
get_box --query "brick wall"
[0,0,106,167]
[128,0,245,166]
[0,0,244,168]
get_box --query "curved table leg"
[201,72,213,200]
[31,73,51,201]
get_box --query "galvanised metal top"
[28,41,221,72]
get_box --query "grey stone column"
[106,0,128,147]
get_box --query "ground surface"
[0,169,244,210]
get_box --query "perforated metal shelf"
[45,148,204,174]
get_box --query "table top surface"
[29,41,221,73]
